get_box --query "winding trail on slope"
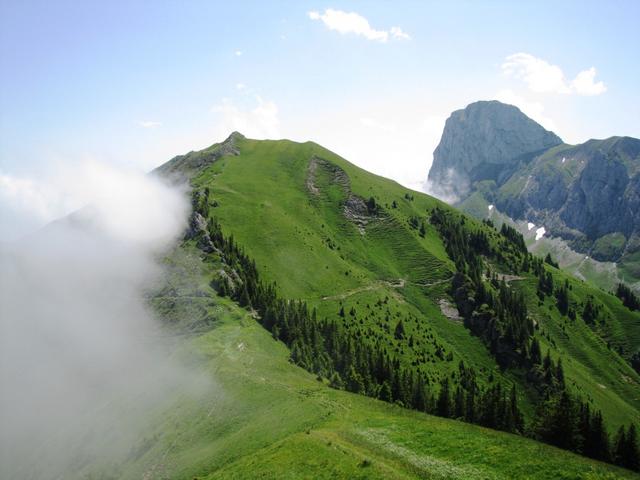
[321,279,406,301]
[320,277,452,301]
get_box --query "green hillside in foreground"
[81,131,640,478]
[78,243,634,480]
[173,133,640,426]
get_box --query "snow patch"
[527,222,535,231]
[488,204,494,211]
[535,226,546,241]
[562,157,566,163]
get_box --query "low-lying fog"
[0,162,207,478]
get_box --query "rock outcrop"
[154,131,243,182]
[428,101,562,199]
[495,136,640,260]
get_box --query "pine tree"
[366,196,377,213]
[556,281,570,315]
[454,385,465,419]
[379,381,392,402]
[329,371,344,389]
[510,384,523,432]
[590,410,610,462]
[437,378,451,417]
[530,337,542,364]
[544,253,559,268]
[394,320,405,340]
[614,426,627,466]
[616,283,640,311]
[556,358,565,388]
[346,365,365,394]
[624,424,640,471]
[534,391,579,451]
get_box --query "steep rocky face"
[494,136,640,260]
[428,101,562,199]
[561,151,630,237]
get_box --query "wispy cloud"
[502,53,606,96]
[308,9,409,43]
[139,120,162,128]
[234,50,243,56]
[390,26,410,40]
[211,95,279,140]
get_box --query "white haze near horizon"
[0,163,210,478]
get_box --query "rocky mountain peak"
[427,100,562,200]
[153,132,243,181]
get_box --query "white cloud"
[234,50,243,56]
[212,95,280,140]
[307,9,409,42]
[571,67,607,95]
[235,82,246,91]
[495,89,558,132]
[502,53,570,94]
[502,53,606,96]
[0,161,188,244]
[390,26,410,40]
[139,120,162,128]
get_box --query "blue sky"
[1,1,639,240]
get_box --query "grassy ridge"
[192,135,640,433]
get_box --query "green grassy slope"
[82,243,635,480]
[188,134,640,433]
[193,136,504,397]
[459,197,640,370]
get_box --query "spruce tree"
[614,426,627,467]
[379,381,392,402]
[624,423,640,471]
[394,320,405,340]
[454,385,465,419]
[437,378,451,417]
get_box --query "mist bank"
[0,165,210,478]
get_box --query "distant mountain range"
[428,100,640,284]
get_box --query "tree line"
[429,206,639,470]
[205,219,522,433]
[191,190,524,435]
[616,283,640,311]
[189,191,639,471]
